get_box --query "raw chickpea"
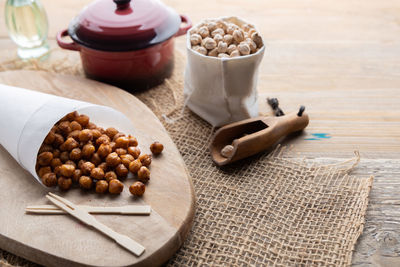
[226,24,237,35]
[59,164,75,177]
[97,143,112,158]
[211,28,224,37]
[208,48,218,57]
[72,169,82,183]
[139,154,152,167]
[115,136,130,149]
[37,152,53,166]
[242,23,252,32]
[68,130,81,141]
[115,164,129,178]
[65,160,77,168]
[227,44,237,55]
[79,176,92,189]
[251,32,263,48]
[112,132,126,142]
[128,159,142,174]
[79,129,93,142]
[50,158,62,169]
[105,171,117,182]
[233,29,244,43]
[44,131,55,145]
[81,161,95,175]
[53,133,64,147]
[105,127,119,139]
[58,121,72,136]
[246,38,257,53]
[218,53,230,58]
[87,122,97,129]
[39,144,53,154]
[129,181,145,196]
[223,34,233,45]
[69,148,82,161]
[217,41,228,53]
[238,42,250,55]
[60,151,69,163]
[121,154,134,167]
[128,136,138,147]
[75,114,90,127]
[137,166,150,183]
[198,26,209,38]
[53,149,61,158]
[96,134,111,146]
[213,33,223,44]
[106,152,121,167]
[91,153,102,166]
[216,20,228,31]
[109,179,124,194]
[42,172,57,187]
[190,33,202,46]
[207,22,217,32]
[150,141,164,155]
[58,177,72,190]
[91,129,102,140]
[91,167,105,180]
[70,121,82,131]
[60,137,79,151]
[98,162,108,171]
[202,37,217,50]
[95,180,108,193]
[38,166,51,178]
[66,111,78,121]
[82,143,95,158]
[193,46,207,55]
[115,148,127,156]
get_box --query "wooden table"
[1,0,399,265]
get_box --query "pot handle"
[56,29,80,51]
[176,15,192,36]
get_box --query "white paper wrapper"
[0,84,135,186]
[184,16,265,127]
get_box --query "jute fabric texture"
[0,49,373,267]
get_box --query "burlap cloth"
[0,48,373,267]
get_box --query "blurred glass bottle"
[5,0,49,59]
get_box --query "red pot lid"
[68,0,181,51]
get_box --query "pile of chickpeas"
[35,111,164,197]
[190,19,263,58]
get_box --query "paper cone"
[184,16,265,127]
[0,84,135,185]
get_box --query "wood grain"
[0,71,195,267]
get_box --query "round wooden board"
[0,71,195,267]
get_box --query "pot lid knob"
[113,0,131,9]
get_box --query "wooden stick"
[26,204,151,215]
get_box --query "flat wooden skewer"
[26,204,151,215]
[46,192,145,256]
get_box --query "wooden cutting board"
[0,70,195,267]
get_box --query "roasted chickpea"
[58,177,72,190]
[87,122,97,129]
[112,132,125,142]
[37,152,53,166]
[53,149,61,158]
[105,171,117,182]
[79,176,92,189]
[127,146,141,159]
[65,111,78,121]
[75,114,90,127]
[78,160,86,169]
[70,121,82,131]
[58,121,72,136]
[38,166,51,178]
[79,129,93,142]
[59,164,75,177]
[137,166,150,182]
[60,137,79,151]
[72,169,82,183]
[109,142,116,151]
[115,164,129,178]
[97,143,112,158]
[43,131,55,145]
[50,158,62,169]
[120,154,134,168]
[139,154,152,167]
[129,181,145,196]
[105,127,119,139]
[53,133,64,147]
[95,180,108,193]
[42,172,58,187]
[106,152,121,167]
[128,159,142,174]
[54,166,62,177]
[81,161,95,175]
[115,148,127,156]
[96,127,106,134]
[91,167,105,180]
[68,130,81,141]
[39,144,53,154]
[90,153,102,166]
[109,179,124,194]
[91,129,102,140]
[69,148,82,161]
[96,135,111,146]
[65,160,77,168]
[60,151,69,163]
[150,141,164,155]
[98,162,108,171]
[82,143,96,159]
[115,136,130,149]
[128,136,138,147]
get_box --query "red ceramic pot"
[57,0,191,91]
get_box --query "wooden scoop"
[210,108,309,166]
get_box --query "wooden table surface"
[1,0,399,266]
